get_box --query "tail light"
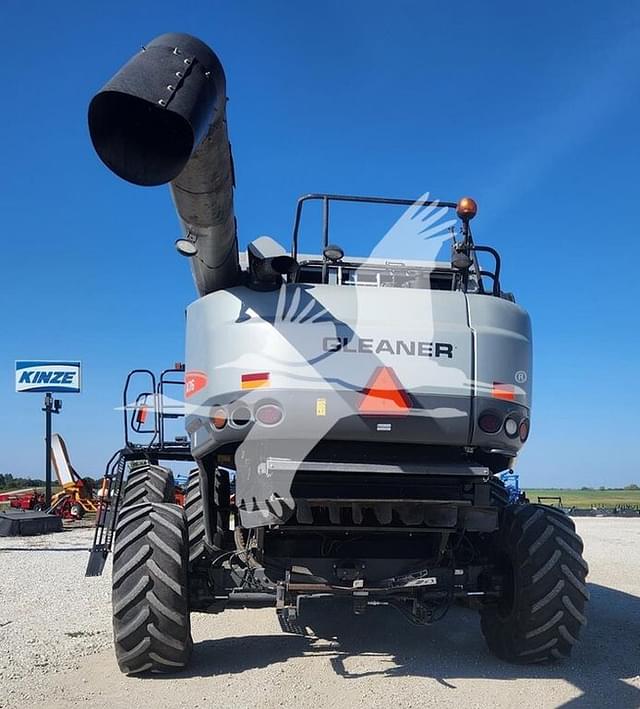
[519,418,530,442]
[230,406,252,428]
[478,411,502,434]
[504,417,519,438]
[255,403,283,426]
[211,408,227,430]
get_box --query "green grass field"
[1,485,637,510]
[526,488,640,508]
[0,486,61,494]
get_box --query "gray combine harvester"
[86,33,589,674]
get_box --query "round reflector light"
[519,418,530,442]
[255,403,283,426]
[478,411,502,434]
[504,417,518,437]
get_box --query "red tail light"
[255,403,283,426]
[478,411,502,434]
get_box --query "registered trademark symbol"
[515,370,527,384]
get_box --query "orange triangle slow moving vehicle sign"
[359,366,412,415]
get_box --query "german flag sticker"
[241,372,270,390]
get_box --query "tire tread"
[112,502,192,674]
[480,503,589,663]
[121,465,175,507]
[184,468,206,565]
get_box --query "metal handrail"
[291,193,458,260]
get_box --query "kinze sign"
[15,361,81,393]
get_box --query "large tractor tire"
[122,464,175,507]
[480,504,589,663]
[184,468,206,566]
[112,502,192,674]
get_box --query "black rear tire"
[184,468,205,566]
[112,502,192,674]
[122,464,175,507]
[480,503,589,663]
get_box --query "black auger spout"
[88,32,239,295]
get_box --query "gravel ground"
[0,518,638,709]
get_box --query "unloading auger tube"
[88,32,239,296]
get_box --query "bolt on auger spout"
[88,32,240,295]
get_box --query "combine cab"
[86,33,589,674]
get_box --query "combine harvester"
[86,33,589,674]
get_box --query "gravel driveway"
[1,518,638,709]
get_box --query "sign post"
[15,361,82,507]
[42,393,62,507]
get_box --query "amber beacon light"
[456,196,478,220]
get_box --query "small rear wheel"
[70,502,85,519]
[112,502,192,674]
[489,476,510,507]
[480,503,589,663]
[184,468,205,566]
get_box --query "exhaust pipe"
[88,33,239,295]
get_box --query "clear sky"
[1,1,639,487]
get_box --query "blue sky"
[1,1,639,487]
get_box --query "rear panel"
[467,294,532,450]
[185,283,474,451]
[184,281,532,530]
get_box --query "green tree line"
[0,473,46,490]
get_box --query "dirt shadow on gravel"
[180,583,639,709]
